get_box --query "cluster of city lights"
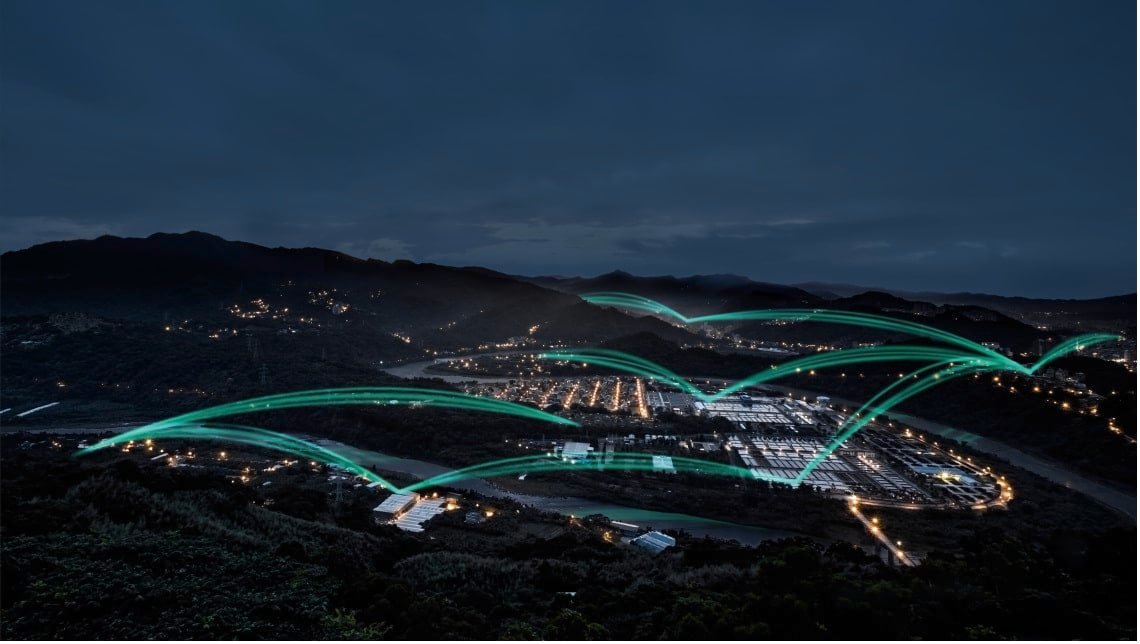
[78,294,1118,498]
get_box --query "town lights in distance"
[76,296,1120,495]
[77,387,578,492]
[579,291,1119,376]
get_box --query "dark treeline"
[1,443,1134,640]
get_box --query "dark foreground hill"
[1,436,1134,640]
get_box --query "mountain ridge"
[3,232,1128,354]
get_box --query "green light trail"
[1030,333,1121,372]
[80,387,576,446]
[793,361,987,485]
[540,346,992,402]
[74,297,1121,503]
[81,422,398,489]
[539,293,1118,485]
[76,387,578,493]
[404,451,766,489]
[583,291,1017,367]
[582,292,1121,374]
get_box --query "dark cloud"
[1,0,1134,297]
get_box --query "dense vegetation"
[1,440,1133,640]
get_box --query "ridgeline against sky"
[1,1,1134,297]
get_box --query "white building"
[560,441,592,462]
[372,492,418,522]
[631,531,676,554]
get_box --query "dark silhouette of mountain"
[794,281,915,299]
[526,270,818,314]
[1,232,704,359]
[529,272,1059,352]
[730,296,1046,352]
[425,300,697,347]
[0,233,711,419]
[795,281,1135,320]
[828,290,931,311]
[2,233,1120,395]
[4,232,545,322]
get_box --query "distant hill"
[3,233,1127,419]
[526,270,818,314]
[1,232,701,348]
[795,281,1136,320]
[527,272,1056,351]
[1,233,709,417]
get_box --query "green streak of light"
[584,292,1017,370]
[72,298,1120,501]
[541,346,993,402]
[84,422,397,489]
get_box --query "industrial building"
[373,491,462,532]
[631,531,676,554]
[692,396,817,428]
[372,492,418,522]
[647,391,697,414]
[610,521,640,537]
[732,435,857,493]
[558,441,592,462]
[394,497,449,533]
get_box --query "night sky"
[1,1,1135,297]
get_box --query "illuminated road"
[775,384,1136,522]
[848,500,917,567]
[892,411,1135,521]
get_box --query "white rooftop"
[373,492,417,514]
[394,498,449,533]
[631,531,676,554]
[652,455,675,472]
[562,441,591,459]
